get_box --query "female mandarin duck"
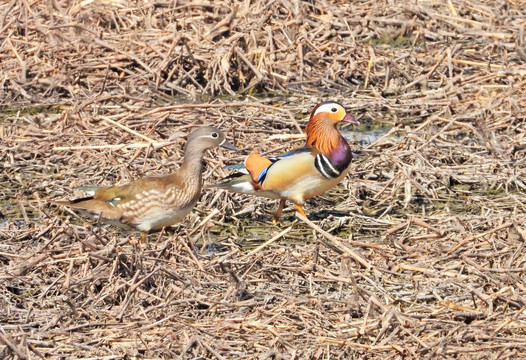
[214,101,359,222]
[51,126,237,232]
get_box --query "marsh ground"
[1,1,526,359]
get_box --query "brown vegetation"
[1,0,526,359]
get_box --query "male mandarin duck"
[51,126,237,232]
[214,101,359,222]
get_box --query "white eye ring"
[211,132,219,138]
[314,103,341,116]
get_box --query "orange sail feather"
[245,152,273,182]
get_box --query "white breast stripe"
[315,154,340,179]
[319,154,339,176]
[315,156,331,178]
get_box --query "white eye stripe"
[196,134,221,140]
[313,103,342,116]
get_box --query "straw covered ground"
[2,0,526,358]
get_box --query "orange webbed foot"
[295,205,307,218]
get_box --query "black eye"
[211,132,219,138]
[331,107,337,112]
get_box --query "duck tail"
[206,173,259,193]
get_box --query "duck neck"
[327,137,353,172]
[306,121,353,172]
[179,146,206,182]
[306,121,341,156]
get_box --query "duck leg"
[273,199,287,223]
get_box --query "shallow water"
[341,122,393,147]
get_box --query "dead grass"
[1,0,526,359]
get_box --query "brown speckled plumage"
[51,126,236,232]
